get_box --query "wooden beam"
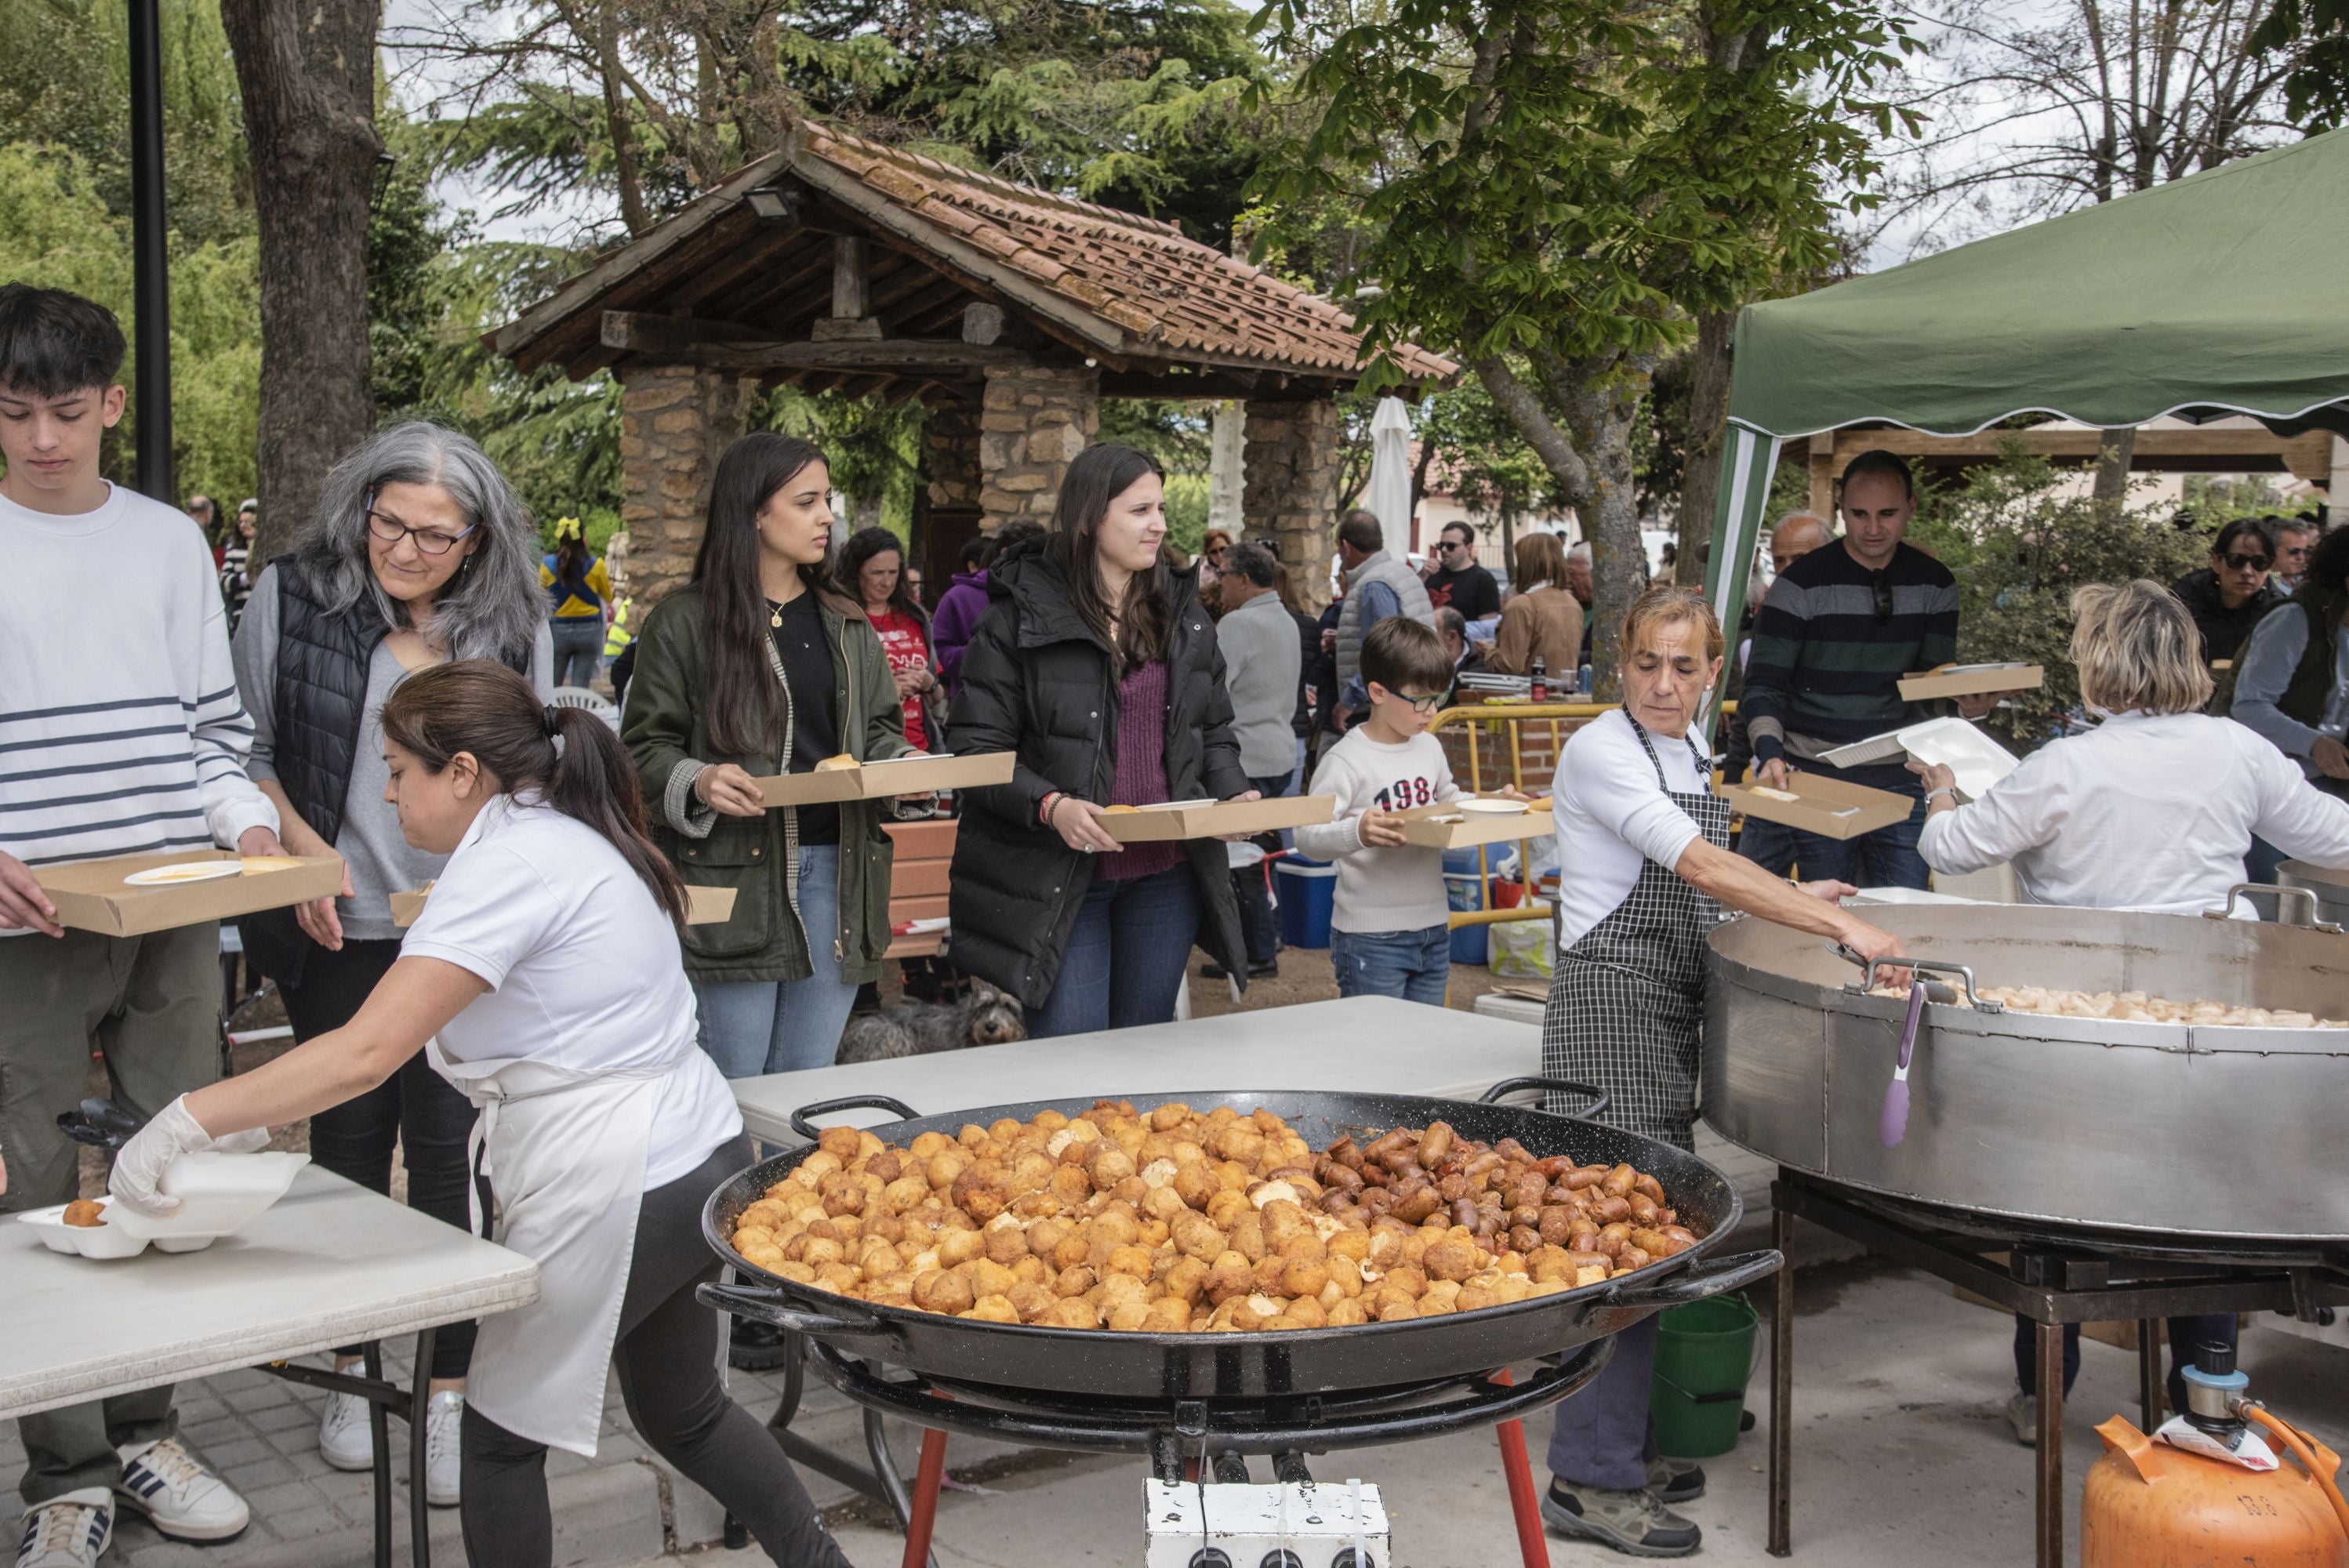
[691,338,1033,373]
[833,234,870,318]
[601,310,772,354]
[963,303,1005,346]
[1828,426,2337,481]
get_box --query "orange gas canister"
[2084,1414,2347,1567]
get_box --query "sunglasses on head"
[1870,571,1893,624]
[2224,552,2272,572]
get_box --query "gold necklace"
[771,604,782,629]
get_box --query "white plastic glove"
[107,1096,257,1218]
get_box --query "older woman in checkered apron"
[1536,586,1907,1558]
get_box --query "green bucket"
[1649,1292,1760,1457]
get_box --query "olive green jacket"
[621,585,911,985]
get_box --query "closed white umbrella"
[1365,396,1414,557]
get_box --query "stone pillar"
[618,364,748,609]
[925,397,983,515]
[978,363,1099,535]
[1243,397,1340,610]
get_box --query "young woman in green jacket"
[620,433,912,1080]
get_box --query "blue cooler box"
[1444,848,1490,964]
[1274,856,1338,949]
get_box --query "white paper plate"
[123,861,242,887]
[1155,798,1220,810]
[1897,717,2020,799]
[1458,798,1531,816]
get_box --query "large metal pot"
[1704,906,2349,1243]
[701,1081,1777,1399]
[2277,861,2349,928]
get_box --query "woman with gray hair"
[231,420,551,1503]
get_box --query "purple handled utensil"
[1879,978,1928,1149]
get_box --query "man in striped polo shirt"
[0,286,277,1566]
[1737,450,1999,889]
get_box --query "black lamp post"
[128,0,172,503]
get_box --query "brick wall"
[1433,707,1604,796]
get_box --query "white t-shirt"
[1294,728,1461,933]
[1919,710,2349,916]
[402,797,741,1190]
[1552,711,1711,949]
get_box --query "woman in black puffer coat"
[949,443,1254,1035]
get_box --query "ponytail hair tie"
[543,705,563,737]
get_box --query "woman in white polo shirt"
[106,661,854,1568]
[1538,586,1904,1559]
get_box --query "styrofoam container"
[1897,717,2020,800]
[17,1197,152,1260]
[109,1151,310,1252]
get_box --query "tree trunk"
[2092,426,2137,521]
[1564,358,1656,700]
[220,0,383,568]
[1673,310,1735,586]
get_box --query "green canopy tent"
[1701,126,2349,659]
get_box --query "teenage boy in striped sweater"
[0,285,277,1567]
[1737,449,2002,889]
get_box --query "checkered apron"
[1541,723,1730,1152]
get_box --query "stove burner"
[804,1339,1610,1483]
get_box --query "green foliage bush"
[1906,448,2207,750]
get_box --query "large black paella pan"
[700,1078,1778,1401]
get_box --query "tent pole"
[1699,422,1781,748]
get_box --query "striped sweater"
[1741,539,1959,765]
[0,484,278,881]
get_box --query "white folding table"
[2,1165,537,1568]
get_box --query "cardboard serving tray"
[392,881,738,927]
[36,850,347,938]
[1719,773,1914,840]
[753,751,1015,808]
[1396,799,1557,850]
[1897,662,2044,702]
[1099,794,1337,844]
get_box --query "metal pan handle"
[1479,1075,1611,1120]
[788,1094,923,1143]
[696,1281,896,1341]
[1596,1248,1783,1314]
[1833,948,2003,1012]
[2202,883,2343,932]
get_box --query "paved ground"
[13,961,2344,1566]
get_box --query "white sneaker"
[13,1489,111,1568]
[2005,1390,2039,1446]
[423,1391,463,1508]
[318,1388,376,1472]
[114,1438,249,1544]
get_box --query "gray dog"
[835,980,1026,1063]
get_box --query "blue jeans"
[550,617,602,688]
[692,844,856,1077]
[1736,763,1928,890]
[1237,770,1296,965]
[1331,924,1450,1006]
[1031,865,1200,1037]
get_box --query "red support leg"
[1490,1370,1551,1568]
[902,1428,948,1568]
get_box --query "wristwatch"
[1926,786,1957,805]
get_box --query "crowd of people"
[8,270,2349,1568]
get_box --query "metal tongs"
[56,1097,141,1151]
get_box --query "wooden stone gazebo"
[491,118,1455,609]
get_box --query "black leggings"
[459,1136,853,1568]
[281,938,481,1381]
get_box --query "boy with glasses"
[1738,449,2001,889]
[1421,521,1501,619]
[1297,619,1487,1004]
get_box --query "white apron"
[429,1038,673,1457]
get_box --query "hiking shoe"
[14,1489,111,1568]
[423,1390,464,1507]
[1542,1479,1701,1557]
[319,1388,376,1471]
[114,1438,248,1544]
[1647,1456,1707,1504]
[2005,1391,2039,1446]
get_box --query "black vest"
[243,564,528,982]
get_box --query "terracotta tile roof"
[797,122,1457,383]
